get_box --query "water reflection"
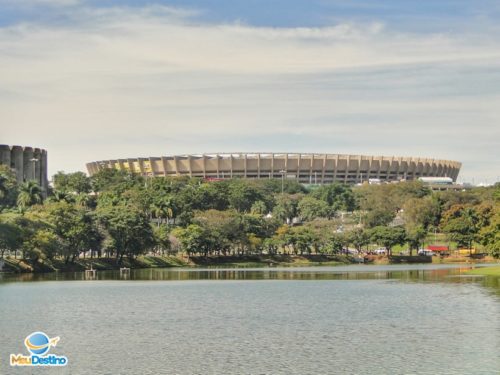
[1,264,499,374]
[1,264,499,294]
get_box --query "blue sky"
[1,0,499,182]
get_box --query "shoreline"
[1,254,497,274]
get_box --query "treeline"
[0,164,498,265]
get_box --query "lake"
[0,264,499,374]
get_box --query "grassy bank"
[1,255,189,273]
[188,254,353,267]
[1,254,356,273]
[466,266,500,276]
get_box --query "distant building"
[418,176,469,191]
[87,153,461,185]
[0,144,48,193]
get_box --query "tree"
[153,224,172,255]
[53,171,92,194]
[406,225,427,255]
[17,181,43,210]
[370,226,406,256]
[272,194,301,223]
[251,200,268,215]
[297,196,331,221]
[364,209,396,228]
[311,183,356,211]
[479,214,499,258]
[441,205,481,251]
[289,226,317,255]
[0,165,18,209]
[402,196,441,231]
[0,220,23,258]
[38,202,101,263]
[227,180,264,213]
[172,224,208,258]
[324,233,346,255]
[347,228,370,252]
[96,203,154,263]
[150,195,176,226]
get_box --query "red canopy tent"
[426,245,449,252]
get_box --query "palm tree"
[17,180,43,211]
[50,190,70,203]
[150,196,175,226]
[75,193,91,208]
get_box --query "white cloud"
[0,0,80,6]
[0,5,499,182]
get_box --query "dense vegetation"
[0,164,498,268]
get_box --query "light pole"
[279,170,286,194]
[30,158,38,182]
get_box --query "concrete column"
[0,145,11,168]
[389,156,395,180]
[297,154,301,181]
[216,155,220,178]
[257,154,261,178]
[309,154,314,184]
[138,158,145,174]
[161,157,169,176]
[40,150,48,196]
[344,155,350,183]
[271,153,274,177]
[321,154,327,184]
[149,157,156,175]
[33,148,42,185]
[11,146,24,184]
[23,147,34,182]
[356,155,362,183]
[333,154,339,182]
[396,157,402,179]
[188,155,193,177]
[368,156,374,179]
[230,155,233,178]
[376,157,383,179]
[243,154,247,178]
[174,156,179,176]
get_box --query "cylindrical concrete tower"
[0,144,49,195]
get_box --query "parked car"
[418,249,435,256]
[373,248,387,255]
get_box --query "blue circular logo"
[25,332,50,355]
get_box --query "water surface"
[0,264,498,374]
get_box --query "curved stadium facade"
[87,153,461,184]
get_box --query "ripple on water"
[0,266,499,374]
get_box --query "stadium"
[86,153,461,184]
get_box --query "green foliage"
[478,205,500,258]
[227,180,265,213]
[347,228,370,251]
[171,224,208,257]
[0,165,18,209]
[370,226,407,254]
[17,180,43,210]
[0,169,498,263]
[311,183,357,212]
[53,171,92,193]
[96,203,154,261]
[297,196,331,221]
[440,205,481,249]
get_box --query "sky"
[1,0,499,183]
